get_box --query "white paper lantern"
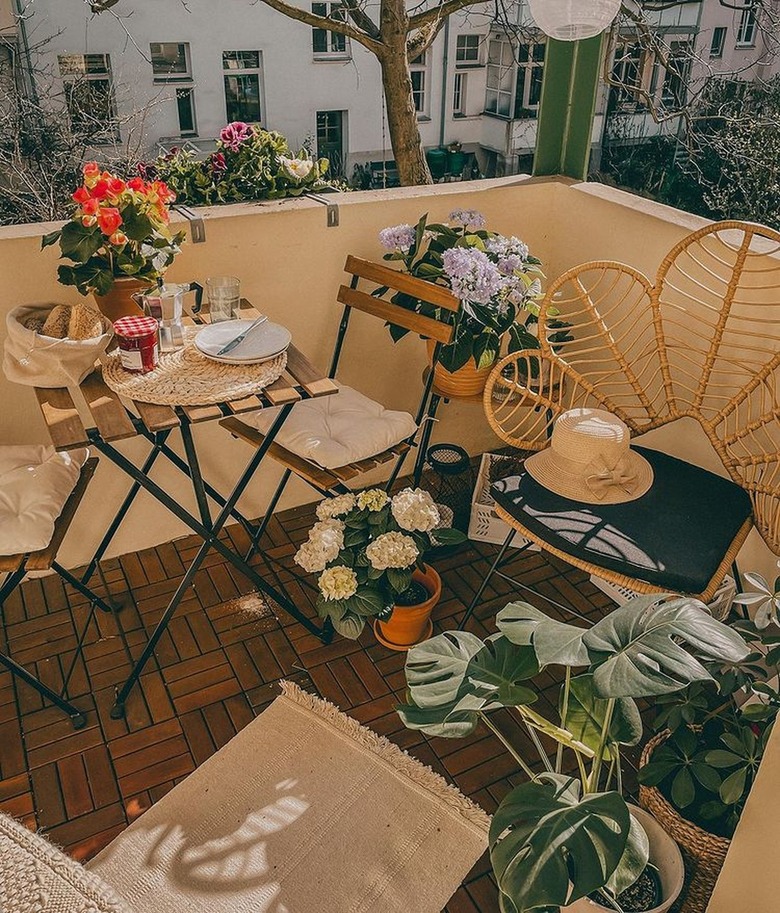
[527,0,622,41]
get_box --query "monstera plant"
[398,595,749,913]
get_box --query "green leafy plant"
[398,595,749,912]
[140,122,333,207]
[639,607,780,839]
[41,162,185,296]
[377,210,571,373]
[292,487,465,639]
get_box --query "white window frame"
[484,35,545,120]
[455,34,482,67]
[453,70,467,116]
[316,109,347,175]
[661,40,692,109]
[149,43,197,137]
[175,87,197,136]
[312,3,350,59]
[610,40,645,112]
[709,26,727,58]
[222,50,264,124]
[410,51,429,118]
[484,34,514,118]
[736,1,757,47]
[514,41,545,118]
[58,53,118,144]
[150,42,192,82]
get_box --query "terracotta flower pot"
[426,339,495,398]
[93,277,152,323]
[373,564,441,652]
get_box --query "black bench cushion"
[491,447,753,595]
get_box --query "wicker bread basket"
[639,732,730,913]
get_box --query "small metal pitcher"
[134,282,203,352]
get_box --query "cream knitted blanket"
[0,812,128,913]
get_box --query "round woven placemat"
[102,327,287,406]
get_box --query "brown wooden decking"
[0,498,620,912]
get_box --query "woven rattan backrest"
[655,222,780,551]
[485,220,780,553]
[539,262,669,431]
[485,262,668,448]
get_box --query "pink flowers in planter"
[219,121,253,152]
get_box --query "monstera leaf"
[489,773,632,912]
[497,602,589,667]
[404,630,485,708]
[606,812,650,897]
[396,697,483,738]
[398,631,537,737]
[584,594,750,698]
[564,674,643,756]
[467,635,539,706]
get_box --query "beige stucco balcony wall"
[0,177,775,581]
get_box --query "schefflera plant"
[397,595,749,913]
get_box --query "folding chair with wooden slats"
[0,456,118,728]
[221,255,460,553]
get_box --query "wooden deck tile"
[0,475,617,913]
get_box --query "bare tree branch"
[406,18,445,57]
[407,0,490,32]
[340,0,380,40]
[249,0,385,53]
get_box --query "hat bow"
[585,456,637,500]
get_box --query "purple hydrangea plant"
[379,223,416,253]
[376,209,562,373]
[448,208,487,229]
[441,247,505,305]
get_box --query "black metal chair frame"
[0,458,121,729]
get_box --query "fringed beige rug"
[88,682,489,913]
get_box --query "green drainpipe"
[533,33,605,181]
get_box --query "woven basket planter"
[425,339,494,397]
[639,732,730,913]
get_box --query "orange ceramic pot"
[373,564,442,652]
[93,277,151,323]
[426,338,495,398]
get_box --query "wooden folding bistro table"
[32,301,337,718]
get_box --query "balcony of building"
[0,175,777,913]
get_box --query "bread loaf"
[41,305,71,339]
[68,303,103,340]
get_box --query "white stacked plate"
[195,320,292,365]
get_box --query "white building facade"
[6,0,779,182]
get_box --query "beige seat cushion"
[0,445,89,556]
[241,383,417,469]
[89,682,488,913]
[0,812,129,913]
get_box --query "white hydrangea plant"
[292,487,466,639]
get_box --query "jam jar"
[113,315,159,374]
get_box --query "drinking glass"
[206,276,240,322]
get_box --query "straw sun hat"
[525,408,654,505]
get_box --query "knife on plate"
[215,315,268,356]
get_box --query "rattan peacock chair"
[467,221,780,625]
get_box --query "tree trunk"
[379,47,433,186]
